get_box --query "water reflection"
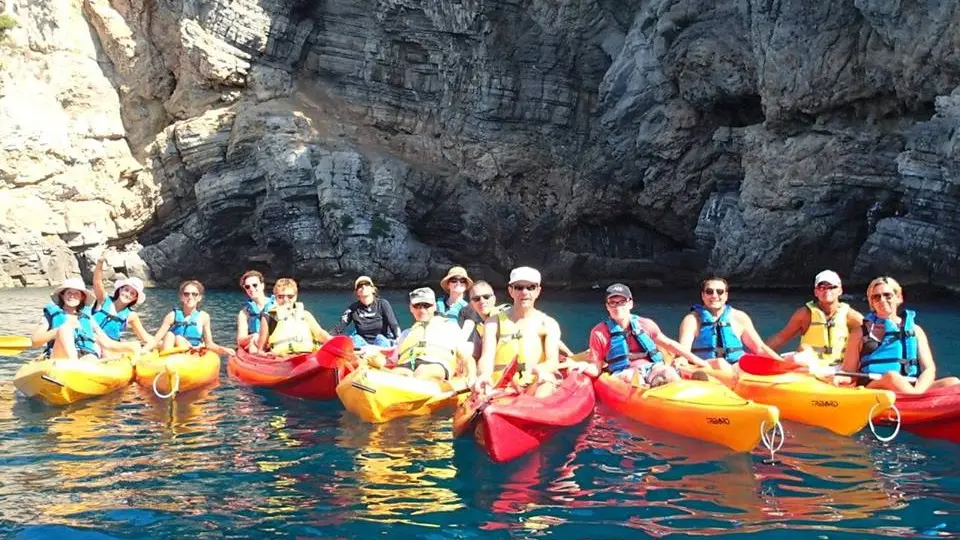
[336,415,464,526]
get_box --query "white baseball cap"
[508,267,541,285]
[814,270,842,287]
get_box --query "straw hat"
[51,277,95,307]
[113,277,146,306]
[439,266,473,292]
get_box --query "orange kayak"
[595,374,780,452]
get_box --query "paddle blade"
[0,336,32,356]
[738,353,793,376]
[495,356,520,389]
[316,335,354,368]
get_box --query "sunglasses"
[702,288,726,296]
[816,283,839,290]
[470,293,493,302]
[355,283,372,290]
[511,284,539,291]
[243,282,261,290]
[412,303,434,309]
[448,277,468,284]
[181,291,200,297]
[870,292,896,302]
[606,298,630,307]
[276,293,296,300]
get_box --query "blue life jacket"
[243,296,275,334]
[437,297,467,321]
[93,295,133,341]
[605,315,663,374]
[171,308,203,346]
[691,304,744,363]
[43,302,99,358]
[859,310,919,377]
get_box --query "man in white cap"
[766,270,864,366]
[390,287,475,382]
[474,266,563,398]
[31,277,141,360]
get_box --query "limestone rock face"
[1,0,959,291]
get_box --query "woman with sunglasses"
[766,270,864,366]
[840,277,959,393]
[678,277,783,375]
[332,276,400,349]
[151,280,234,356]
[437,266,473,321]
[257,278,330,354]
[236,270,275,353]
[90,254,154,347]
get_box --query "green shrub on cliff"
[0,14,16,41]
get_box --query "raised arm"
[93,256,108,306]
[765,307,807,351]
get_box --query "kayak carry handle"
[867,402,901,443]
[153,371,180,399]
[760,420,785,462]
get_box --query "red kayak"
[874,385,960,443]
[227,335,355,400]
[453,372,595,463]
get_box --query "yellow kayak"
[337,366,465,423]
[595,375,780,452]
[135,349,221,397]
[732,372,896,436]
[13,355,134,406]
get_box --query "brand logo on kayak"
[810,400,839,407]
[706,417,730,425]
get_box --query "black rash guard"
[332,297,401,342]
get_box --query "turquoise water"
[1,287,958,539]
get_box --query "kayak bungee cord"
[759,419,785,462]
[153,369,180,399]
[867,402,901,442]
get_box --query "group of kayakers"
[30,257,959,397]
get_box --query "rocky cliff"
[1,0,958,291]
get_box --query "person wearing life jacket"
[437,266,473,321]
[456,280,503,358]
[474,267,563,398]
[841,276,959,394]
[256,278,331,355]
[571,283,709,385]
[766,270,864,367]
[151,280,234,356]
[90,254,154,348]
[678,277,783,375]
[389,287,475,382]
[332,276,401,349]
[235,270,275,353]
[31,277,141,360]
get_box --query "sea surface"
[0,286,958,539]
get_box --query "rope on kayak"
[867,402,901,442]
[153,371,180,399]
[760,420,784,462]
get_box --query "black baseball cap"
[605,283,632,300]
